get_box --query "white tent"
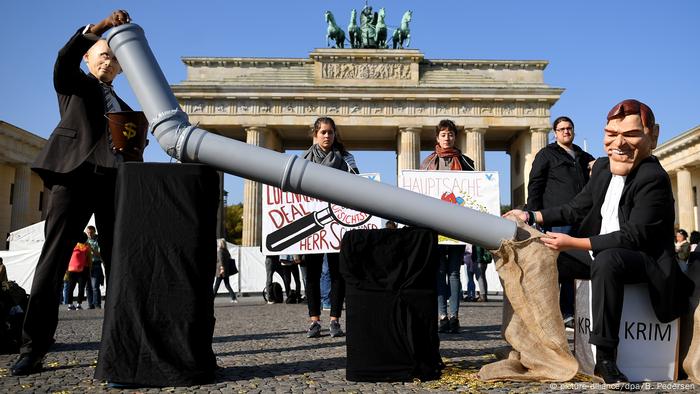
[4,224,501,296]
[1,220,272,295]
[2,217,96,293]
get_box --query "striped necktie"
[101,84,121,152]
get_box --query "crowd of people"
[6,8,699,390]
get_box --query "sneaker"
[88,305,96,310]
[329,320,345,337]
[76,304,83,310]
[449,316,460,333]
[307,321,321,338]
[67,305,77,311]
[231,299,238,304]
[438,316,449,333]
[322,303,331,311]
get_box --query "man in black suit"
[508,99,693,386]
[11,10,134,376]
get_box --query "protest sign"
[399,170,501,244]
[262,173,382,255]
[575,281,679,381]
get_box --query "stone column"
[464,128,487,171]
[397,126,421,179]
[677,168,695,231]
[10,164,31,231]
[530,127,550,155]
[241,126,266,246]
[524,127,550,201]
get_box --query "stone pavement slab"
[0,296,696,393]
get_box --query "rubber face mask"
[603,114,656,176]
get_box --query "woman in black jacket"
[302,117,358,339]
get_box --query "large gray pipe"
[106,24,516,249]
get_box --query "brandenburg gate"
[172,48,563,246]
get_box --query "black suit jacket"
[541,156,693,322]
[33,27,130,184]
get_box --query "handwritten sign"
[262,173,382,255]
[399,170,500,244]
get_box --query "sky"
[2,1,699,206]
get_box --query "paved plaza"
[0,295,696,393]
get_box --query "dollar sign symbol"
[123,123,137,139]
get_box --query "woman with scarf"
[302,117,358,338]
[420,119,474,334]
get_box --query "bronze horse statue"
[325,10,346,48]
[376,8,388,48]
[347,9,361,48]
[392,10,412,49]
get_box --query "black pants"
[265,255,288,295]
[213,276,237,300]
[305,253,344,318]
[66,271,87,304]
[21,164,116,355]
[558,248,649,348]
[280,264,301,296]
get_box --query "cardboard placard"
[262,173,382,255]
[398,170,500,245]
[575,281,679,381]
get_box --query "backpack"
[0,281,29,354]
[263,282,284,304]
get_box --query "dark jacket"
[541,156,694,322]
[216,247,233,277]
[526,143,595,210]
[32,27,130,185]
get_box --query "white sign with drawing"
[398,170,501,244]
[262,173,382,255]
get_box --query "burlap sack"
[478,215,578,382]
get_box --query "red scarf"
[421,145,463,170]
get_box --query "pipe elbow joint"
[148,109,193,161]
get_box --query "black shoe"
[307,321,322,338]
[594,359,629,389]
[449,316,460,333]
[438,316,449,333]
[329,320,345,337]
[11,353,45,376]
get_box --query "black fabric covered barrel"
[95,163,219,387]
[339,227,442,382]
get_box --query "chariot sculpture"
[325,4,412,49]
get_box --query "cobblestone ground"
[0,295,696,393]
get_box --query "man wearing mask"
[527,116,595,328]
[11,10,134,376]
[508,99,693,386]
